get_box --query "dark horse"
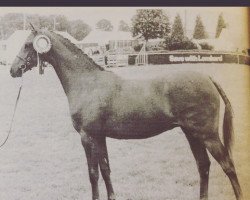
[10,27,242,200]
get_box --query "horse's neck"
[45,40,99,93]
[45,39,118,98]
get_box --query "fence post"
[135,42,148,66]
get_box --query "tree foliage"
[55,15,70,32]
[68,20,91,40]
[193,15,208,39]
[0,13,91,41]
[118,20,130,32]
[170,14,185,42]
[165,37,198,51]
[0,13,23,39]
[215,13,227,38]
[39,15,54,30]
[96,19,113,31]
[164,14,197,51]
[26,14,42,29]
[132,9,170,41]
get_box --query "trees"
[165,14,197,51]
[170,14,185,42]
[96,19,113,31]
[118,20,130,32]
[0,13,91,41]
[68,20,91,40]
[215,13,227,38]
[55,15,70,32]
[39,15,54,30]
[193,15,208,39]
[132,9,170,41]
[27,14,42,29]
[0,13,23,39]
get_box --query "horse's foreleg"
[97,137,116,200]
[183,130,210,200]
[81,133,100,200]
[203,134,242,200]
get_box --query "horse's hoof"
[108,194,116,200]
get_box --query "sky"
[0,7,248,41]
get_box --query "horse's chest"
[69,89,112,133]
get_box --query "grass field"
[0,63,249,200]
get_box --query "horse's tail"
[210,77,234,155]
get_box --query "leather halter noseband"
[16,51,45,75]
[16,55,34,71]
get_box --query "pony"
[10,27,242,200]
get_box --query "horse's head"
[10,24,52,77]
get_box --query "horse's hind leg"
[203,134,242,200]
[97,137,116,200]
[183,129,211,200]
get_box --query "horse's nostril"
[10,69,15,77]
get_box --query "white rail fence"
[135,42,148,66]
[106,54,128,67]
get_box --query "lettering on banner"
[169,55,223,63]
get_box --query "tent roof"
[5,30,31,45]
[2,30,31,63]
[81,30,134,45]
[193,27,247,52]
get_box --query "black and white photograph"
[0,7,249,200]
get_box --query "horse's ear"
[29,23,38,34]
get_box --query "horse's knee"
[81,135,89,146]
[81,134,93,148]
[198,160,211,170]
[100,159,111,177]
[198,160,211,177]
[89,168,99,184]
[101,168,111,179]
[99,157,110,169]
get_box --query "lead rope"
[0,69,24,148]
[37,51,44,75]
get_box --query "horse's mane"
[49,30,105,71]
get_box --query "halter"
[16,34,52,75]
[16,55,33,71]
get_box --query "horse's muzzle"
[10,67,23,78]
